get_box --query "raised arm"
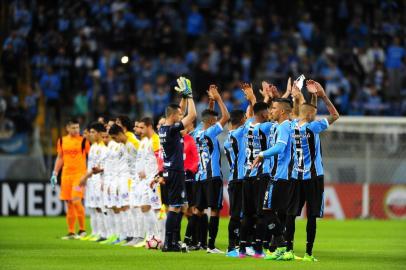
[208,84,230,127]
[282,77,292,98]
[313,81,339,124]
[241,82,256,118]
[291,83,304,119]
[181,97,197,128]
[208,98,215,110]
[179,97,187,115]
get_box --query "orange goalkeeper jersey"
[57,135,90,177]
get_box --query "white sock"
[131,208,139,238]
[156,211,166,242]
[143,209,158,239]
[96,211,105,238]
[89,208,97,235]
[108,209,116,237]
[114,212,122,239]
[136,208,145,239]
[120,210,129,240]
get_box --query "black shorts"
[228,180,243,220]
[263,179,292,211]
[194,177,223,211]
[242,174,270,217]
[163,170,186,207]
[287,176,324,218]
[185,171,195,206]
[160,182,169,206]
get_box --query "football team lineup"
[47,76,342,261]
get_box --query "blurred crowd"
[1,0,406,137]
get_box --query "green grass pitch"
[1,217,405,270]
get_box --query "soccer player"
[158,76,196,252]
[108,123,139,245]
[50,118,90,239]
[137,117,161,243]
[181,122,199,248]
[282,80,339,262]
[79,122,107,241]
[194,84,230,254]
[252,98,294,260]
[238,88,276,258]
[223,86,256,257]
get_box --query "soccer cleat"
[133,239,146,248]
[253,252,265,259]
[207,248,225,254]
[246,246,255,256]
[79,234,92,241]
[96,237,107,242]
[88,235,101,241]
[226,249,239,258]
[303,253,318,262]
[76,230,87,239]
[110,238,123,245]
[113,238,127,245]
[100,235,118,244]
[238,252,247,258]
[281,250,295,261]
[181,243,189,253]
[264,247,286,260]
[187,245,201,251]
[61,233,76,240]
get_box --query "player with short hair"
[158,77,196,252]
[79,122,107,241]
[50,118,90,239]
[281,80,339,262]
[223,85,256,257]
[252,98,294,260]
[135,117,162,245]
[104,124,138,245]
[194,85,230,254]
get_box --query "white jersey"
[88,142,106,170]
[102,140,120,182]
[137,134,160,180]
[124,132,140,179]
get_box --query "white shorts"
[117,177,131,207]
[129,178,139,207]
[105,180,118,208]
[150,184,162,210]
[85,178,95,208]
[93,176,103,209]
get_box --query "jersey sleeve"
[207,122,223,137]
[308,118,329,133]
[84,140,91,154]
[57,138,62,155]
[151,134,160,152]
[260,121,274,134]
[276,122,291,145]
[127,134,140,150]
[170,121,184,134]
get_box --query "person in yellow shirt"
[50,118,90,239]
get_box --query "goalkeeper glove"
[50,172,57,190]
[174,76,193,98]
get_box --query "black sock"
[165,211,177,246]
[184,216,192,245]
[306,217,316,255]
[174,211,183,244]
[192,214,200,246]
[208,216,220,249]
[200,214,208,247]
[227,217,240,251]
[285,215,296,251]
[277,211,287,234]
[239,216,254,254]
[254,216,266,253]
